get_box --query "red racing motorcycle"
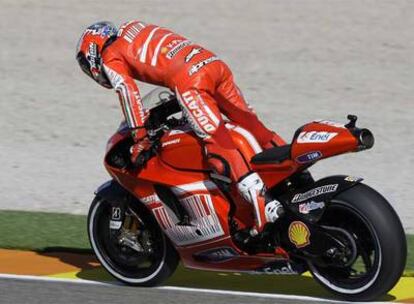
[88,88,406,301]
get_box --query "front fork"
[108,199,152,254]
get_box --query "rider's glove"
[130,110,152,165]
[130,136,152,166]
[131,127,147,143]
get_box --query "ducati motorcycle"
[88,88,406,301]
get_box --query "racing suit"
[102,20,284,232]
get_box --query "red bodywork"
[104,120,360,272]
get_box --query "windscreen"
[141,87,175,109]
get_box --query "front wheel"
[88,196,179,286]
[308,184,406,301]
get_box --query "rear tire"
[308,184,406,301]
[88,196,179,286]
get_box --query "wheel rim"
[308,200,382,294]
[89,199,166,283]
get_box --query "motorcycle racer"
[76,21,284,233]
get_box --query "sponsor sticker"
[141,194,159,204]
[261,266,298,275]
[297,131,338,144]
[188,56,219,76]
[109,220,122,230]
[344,176,362,182]
[162,138,181,147]
[181,91,217,135]
[162,39,183,51]
[253,263,299,275]
[166,40,192,59]
[87,43,98,69]
[298,201,325,214]
[185,47,202,63]
[291,184,338,203]
[85,24,116,38]
[117,20,146,37]
[288,221,311,248]
[296,151,322,164]
[111,207,121,220]
[122,22,146,43]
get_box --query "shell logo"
[288,221,311,248]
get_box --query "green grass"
[406,234,414,274]
[0,210,412,273]
[0,210,90,251]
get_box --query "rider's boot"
[237,172,284,235]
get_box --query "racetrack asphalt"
[1,249,413,304]
[0,277,352,304]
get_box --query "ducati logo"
[181,91,216,134]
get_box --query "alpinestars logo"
[188,56,219,76]
[185,47,202,63]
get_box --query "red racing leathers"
[102,20,284,231]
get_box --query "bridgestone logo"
[167,40,191,59]
[291,184,338,203]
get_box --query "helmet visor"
[76,52,92,78]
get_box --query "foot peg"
[265,200,284,223]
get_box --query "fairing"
[102,114,372,272]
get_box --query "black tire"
[87,196,179,286]
[308,183,407,301]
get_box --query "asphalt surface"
[0,278,342,304]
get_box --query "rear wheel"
[88,196,179,286]
[308,184,406,301]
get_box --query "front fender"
[280,175,363,222]
[94,180,131,205]
[94,179,135,227]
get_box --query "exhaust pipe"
[353,128,375,151]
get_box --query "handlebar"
[134,117,187,168]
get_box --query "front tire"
[308,184,406,301]
[88,196,179,286]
